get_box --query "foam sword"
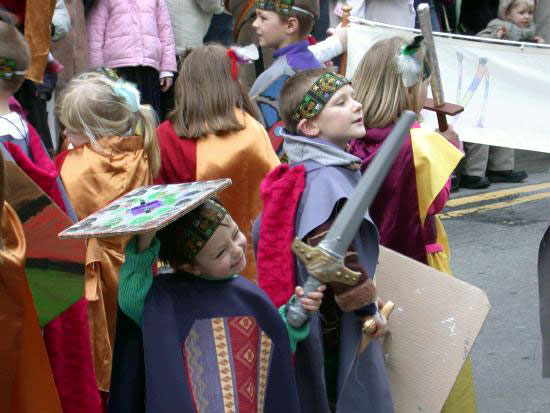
[417,3,463,132]
[286,111,417,328]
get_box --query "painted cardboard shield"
[3,160,86,326]
[375,246,491,412]
[59,179,232,239]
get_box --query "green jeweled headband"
[292,72,351,122]
[180,199,228,263]
[255,0,315,18]
[0,57,26,80]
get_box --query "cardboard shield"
[59,179,232,239]
[375,246,491,412]
[3,160,86,326]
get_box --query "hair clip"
[95,66,120,82]
[0,57,26,80]
[226,45,259,80]
[111,80,141,113]
[395,36,426,87]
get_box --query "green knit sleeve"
[118,236,160,328]
[278,296,310,353]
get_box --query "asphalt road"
[444,152,550,413]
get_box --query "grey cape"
[254,133,393,413]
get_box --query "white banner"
[347,19,550,153]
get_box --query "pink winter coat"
[87,0,177,72]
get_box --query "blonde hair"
[169,44,260,139]
[0,21,30,94]
[57,73,161,177]
[279,68,330,134]
[352,37,427,128]
[509,0,535,13]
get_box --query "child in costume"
[56,72,160,394]
[0,21,73,217]
[460,0,539,189]
[156,44,280,282]
[110,199,325,412]
[0,150,63,413]
[348,36,475,412]
[0,21,101,412]
[86,0,177,115]
[254,68,392,412]
[249,0,340,152]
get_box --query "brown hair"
[278,0,319,38]
[352,37,426,128]
[57,72,161,176]
[0,21,29,94]
[168,44,259,139]
[279,68,329,134]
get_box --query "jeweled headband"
[180,199,227,263]
[256,0,315,18]
[0,57,26,80]
[292,72,351,122]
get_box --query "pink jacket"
[87,0,177,72]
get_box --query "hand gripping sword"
[286,111,417,328]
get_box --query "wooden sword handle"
[359,301,395,354]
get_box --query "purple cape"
[254,160,393,413]
[141,274,301,412]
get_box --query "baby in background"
[478,0,544,43]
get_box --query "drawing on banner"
[455,53,490,128]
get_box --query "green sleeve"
[118,236,160,328]
[278,296,310,353]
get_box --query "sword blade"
[417,2,445,106]
[318,111,417,259]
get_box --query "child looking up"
[461,0,539,188]
[249,0,325,152]
[156,44,280,282]
[110,199,325,412]
[254,69,392,412]
[349,36,475,412]
[56,72,160,393]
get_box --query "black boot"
[460,174,491,189]
[486,170,528,183]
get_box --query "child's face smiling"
[190,215,247,279]
[506,2,534,28]
[252,9,289,49]
[310,84,365,148]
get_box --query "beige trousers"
[463,143,515,177]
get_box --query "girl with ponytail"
[55,71,159,394]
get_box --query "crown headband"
[179,199,228,263]
[256,0,315,18]
[292,72,351,122]
[395,36,431,87]
[0,57,26,80]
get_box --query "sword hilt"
[287,239,362,328]
[359,301,396,354]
